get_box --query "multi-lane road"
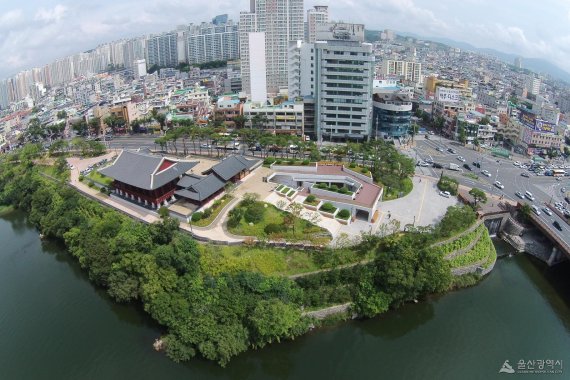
[409,134,570,250]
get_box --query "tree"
[469,188,487,207]
[519,203,532,222]
[479,116,491,125]
[57,110,68,120]
[232,114,248,129]
[248,299,304,348]
[287,202,304,235]
[158,206,170,218]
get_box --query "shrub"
[191,212,203,222]
[263,157,276,165]
[438,176,459,195]
[213,199,222,208]
[78,175,84,182]
[88,181,95,188]
[288,159,296,165]
[241,193,259,207]
[227,208,244,228]
[264,223,284,235]
[202,207,213,219]
[302,159,310,165]
[349,162,356,168]
[361,167,369,174]
[306,194,316,203]
[244,203,265,224]
[320,202,336,213]
[158,206,170,218]
[337,209,350,220]
[99,187,107,194]
[330,184,339,191]
[338,186,349,194]
[275,159,282,165]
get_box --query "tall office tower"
[289,22,374,142]
[239,0,304,97]
[186,20,239,65]
[176,29,188,64]
[146,32,178,68]
[306,6,328,43]
[381,60,422,83]
[514,57,522,69]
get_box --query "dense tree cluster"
[0,156,309,366]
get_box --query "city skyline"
[1,0,570,80]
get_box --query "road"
[408,134,570,249]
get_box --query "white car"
[515,191,524,199]
[494,181,504,189]
[439,190,451,198]
[481,170,491,177]
[436,147,444,152]
[513,161,521,166]
[457,156,466,162]
[542,207,553,216]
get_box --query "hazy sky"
[1,0,570,79]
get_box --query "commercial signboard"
[436,87,461,103]
[535,119,555,133]
[519,109,536,129]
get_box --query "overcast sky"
[1,0,570,79]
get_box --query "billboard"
[436,87,461,103]
[535,119,555,133]
[518,109,536,129]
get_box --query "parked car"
[417,161,429,167]
[439,190,451,198]
[521,172,530,178]
[531,205,541,215]
[447,148,456,154]
[562,187,567,193]
[432,162,443,169]
[553,221,563,231]
[481,170,491,177]
[463,163,472,171]
[472,161,481,168]
[456,156,466,162]
[524,191,535,201]
[542,207,553,216]
[494,181,504,189]
[436,147,444,152]
[515,191,524,199]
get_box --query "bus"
[552,169,565,177]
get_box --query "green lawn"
[37,165,69,181]
[88,170,113,186]
[228,202,331,244]
[192,195,233,227]
[382,177,413,201]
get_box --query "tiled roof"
[99,150,197,190]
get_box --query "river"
[1,210,569,380]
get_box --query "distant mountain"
[366,30,570,83]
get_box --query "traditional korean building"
[100,150,197,208]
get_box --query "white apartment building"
[307,6,329,43]
[186,20,239,65]
[289,22,374,142]
[239,0,304,97]
[146,33,178,68]
[525,75,541,95]
[134,59,147,78]
[381,60,422,83]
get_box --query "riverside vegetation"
[0,145,495,366]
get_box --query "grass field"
[88,170,113,186]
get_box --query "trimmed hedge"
[337,209,350,220]
[319,202,337,213]
[191,212,203,222]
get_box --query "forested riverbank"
[0,147,495,366]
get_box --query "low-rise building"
[243,100,304,135]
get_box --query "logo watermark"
[499,359,563,375]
